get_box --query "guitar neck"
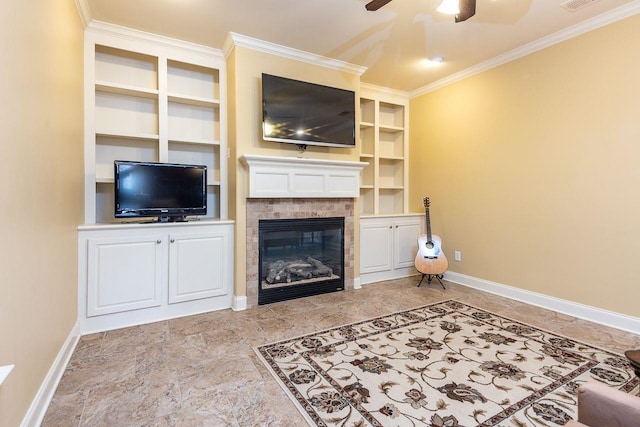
[425,207,433,241]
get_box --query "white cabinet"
[360,220,393,274]
[359,215,422,284]
[358,85,409,215]
[79,221,234,333]
[393,219,422,269]
[87,234,164,317]
[168,231,230,304]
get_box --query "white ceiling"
[81,0,639,93]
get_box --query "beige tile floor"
[43,277,640,426]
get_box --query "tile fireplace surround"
[242,155,367,308]
[245,198,355,308]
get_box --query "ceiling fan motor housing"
[455,0,476,22]
[365,0,477,23]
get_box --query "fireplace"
[246,198,355,308]
[242,156,365,309]
[258,217,344,305]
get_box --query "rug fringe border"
[253,346,320,427]
[257,298,630,360]
[255,298,452,349]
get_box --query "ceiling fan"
[365,0,476,23]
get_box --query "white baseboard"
[353,277,362,290]
[232,295,247,311]
[21,322,80,427]
[444,271,640,334]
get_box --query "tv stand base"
[158,216,188,223]
[78,220,234,333]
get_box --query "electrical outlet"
[454,251,462,262]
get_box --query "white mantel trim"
[242,155,368,198]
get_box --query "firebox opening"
[258,217,345,305]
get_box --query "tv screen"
[114,161,207,221]
[261,73,356,148]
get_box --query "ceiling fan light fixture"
[437,0,460,15]
[421,56,445,67]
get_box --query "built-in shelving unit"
[79,23,233,333]
[358,85,409,215]
[358,86,417,284]
[84,24,227,224]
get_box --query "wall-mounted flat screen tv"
[261,73,356,148]
[114,160,207,222]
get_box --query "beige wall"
[409,14,640,318]
[0,1,84,425]
[226,47,361,297]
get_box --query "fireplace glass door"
[258,217,344,305]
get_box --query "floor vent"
[561,0,600,12]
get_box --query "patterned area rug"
[255,300,639,426]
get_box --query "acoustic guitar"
[414,197,448,288]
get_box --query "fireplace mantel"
[242,155,368,198]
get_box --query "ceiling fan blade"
[455,0,476,22]
[365,0,393,11]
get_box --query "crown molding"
[410,0,640,98]
[86,21,225,60]
[360,82,410,100]
[224,32,367,76]
[74,0,92,27]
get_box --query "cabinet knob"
[389,226,392,229]
[156,240,162,244]
[170,238,175,243]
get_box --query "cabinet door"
[87,235,164,317]
[393,219,421,269]
[360,220,393,274]
[168,230,230,304]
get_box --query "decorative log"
[306,256,333,277]
[265,257,333,284]
[285,263,313,280]
[265,260,287,284]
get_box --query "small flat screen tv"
[114,161,207,222]
[261,73,356,148]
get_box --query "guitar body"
[414,197,449,279]
[415,233,448,275]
